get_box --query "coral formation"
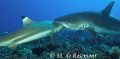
[0,30,120,59]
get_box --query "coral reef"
[18,48,32,56]
[0,30,120,59]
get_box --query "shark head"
[54,1,115,31]
[54,13,92,30]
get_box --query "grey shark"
[0,16,64,50]
[54,1,119,39]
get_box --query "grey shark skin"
[54,1,120,38]
[0,16,64,50]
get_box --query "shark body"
[0,16,64,50]
[54,1,120,38]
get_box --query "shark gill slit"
[80,21,91,29]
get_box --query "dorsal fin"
[101,1,115,15]
[21,16,34,27]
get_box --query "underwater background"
[0,0,120,34]
[0,0,120,59]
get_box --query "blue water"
[0,0,120,34]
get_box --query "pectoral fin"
[86,29,99,44]
[8,44,19,51]
[46,31,55,47]
[86,29,96,39]
[86,29,105,52]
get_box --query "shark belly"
[92,24,120,34]
[0,30,51,46]
[0,40,12,46]
[14,30,51,44]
